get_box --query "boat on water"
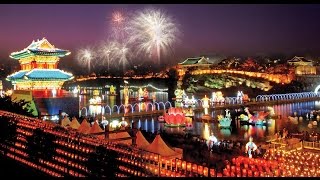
[218,109,232,128]
[238,107,270,126]
[183,107,194,117]
[253,119,268,126]
[184,125,193,131]
[246,119,269,126]
[165,123,186,127]
[164,107,192,127]
[218,117,232,128]
[108,85,117,96]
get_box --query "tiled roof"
[178,57,212,65]
[288,56,312,62]
[7,69,73,81]
[7,70,28,80]
[10,38,70,59]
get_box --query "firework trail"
[128,8,179,66]
[98,41,117,71]
[113,41,131,72]
[110,10,128,43]
[76,47,96,74]
[108,10,132,72]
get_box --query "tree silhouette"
[86,145,119,178]
[166,68,178,102]
[0,95,35,117]
[240,57,261,71]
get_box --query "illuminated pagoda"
[7,38,73,90]
[176,56,213,84]
[287,56,316,75]
[177,56,213,68]
[6,38,78,119]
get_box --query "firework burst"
[128,8,179,65]
[98,41,117,71]
[110,10,128,42]
[76,47,96,74]
[113,41,131,72]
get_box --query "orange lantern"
[166,170,171,177]
[210,168,216,177]
[198,165,203,175]
[187,163,192,171]
[182,161,186,170]
[161,169,166,176]
[203,167,208,177]
[192,164,197,173]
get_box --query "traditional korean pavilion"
[7,38,74,90]
[287,56,316,75]
[177,56,213,68]
[6,38,78,119]
[176,56,213,83]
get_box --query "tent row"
[135,131,183,160]
[60,117,131,142]
[60,117,182,159]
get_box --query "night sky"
[1,4,320,71]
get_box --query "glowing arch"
[154,102,160,110]
[164,101,172,109]
[256,95,262,102]
[231,97,238,104]
[315,85,320,93]
[133,103,140,112]
[146,102,154,112]
[126,104,134,113]
[113,105,119,114]
[80,107,88,116]
[104,105,112,115]
[196,99,203,106]
[225,97,231,104]
[118,104,125,114]
[158,102,165,110]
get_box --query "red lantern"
[210,168,216,177]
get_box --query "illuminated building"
[6,37,73,90]
[176,56,213,81]
[287,56,316,75]
[6,38,77,119]
[177,56,213,68]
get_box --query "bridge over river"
[80,92,320,120]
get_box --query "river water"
[77,89,320,143]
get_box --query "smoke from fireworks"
[76,47,95,74]
[128,8,179,66]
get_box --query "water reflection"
[203,123,210,140]
[131,101,320,142]
[220,128,231,137]
[77,90,320,142]
[78,89,168,117]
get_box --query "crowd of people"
[273,126,320,143]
